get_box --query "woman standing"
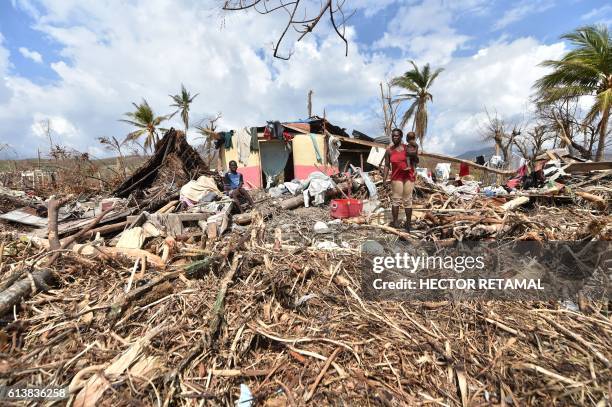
[383,129,418,232]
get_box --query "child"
[405,131,419,170]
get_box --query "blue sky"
[0,0,610,158]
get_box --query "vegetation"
[170,84,199,135]
[391,61,443,148]
[534,25,612,161]
[120,99,169,152]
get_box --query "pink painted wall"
[237,165,262,189]
[294,164,338,180]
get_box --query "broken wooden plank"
[72,244,165,268]
[116,227,145,249]
[0,209,48,227]
[564,161,612,173]
[126,213,210,223]
[575,191,607,210]
[501,196,530,211]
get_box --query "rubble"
[0,130,610,405]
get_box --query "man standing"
[223,160,254,212]
[382,129,417,232]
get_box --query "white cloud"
[31,113,78,140]
[350,0,397,17]
[494,0,555,30]
[18,47,43,63]
[580,5,612,26]
[423,37,566,155]
[0,34,12,105]
[0,0,578,160]
[374,0,489,65]
[581,5,612,21]
[0,0,394,157]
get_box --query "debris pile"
[0,131,610,405]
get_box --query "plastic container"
[330,198,363,219]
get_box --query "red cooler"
[330,198,362,219]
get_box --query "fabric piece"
[224,172,242,190]
[441,181,480,200]
[260,141,290,188]
[389,144,416,182]
[235,127,251,166]
[303,171,335,207]
[391,179,414,208]
[283,181,303,195]
[459,162,470,177]
[214,131,234,149]
[180,176,221,204]
[328,135,340,167]
[435,163,451,182]
[309,133,323,163]
[265,121,284,140]
[249,127,259,151]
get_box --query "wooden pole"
[308,90,313,118]
[380,82,390,141]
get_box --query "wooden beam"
[126,213,210,223]
[334,135,516,175]
[564,162,612,173]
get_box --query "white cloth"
[235,127,251,167]
[434,163,451,182]
[441,180,480,200]
[302,172,336,207]
[180,176,220,204]
[327,135,341,167]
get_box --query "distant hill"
[455,146,496,161]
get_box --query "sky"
[0,0,610,159]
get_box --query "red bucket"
[330,198,362,219]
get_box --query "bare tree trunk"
[595,107,609,162]
[380,83,390,142]
[0,270,53,316]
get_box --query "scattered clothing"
[235,127,251,167]
[215,131,234,149]
[303,172,336,207]
[264,121,284,140]
[249,127,259,151]
[309,133,323,163]
[180,176,221,206]
[441,181,480,200]
[328,135,341,167]
[434,163,451,182]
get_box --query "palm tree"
[391,61,443,148]
[120,99,168,153]
[535,25,612,161]
[170,84,199,135]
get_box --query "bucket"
[330,198,362,219]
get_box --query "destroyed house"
[218,117,349,188]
